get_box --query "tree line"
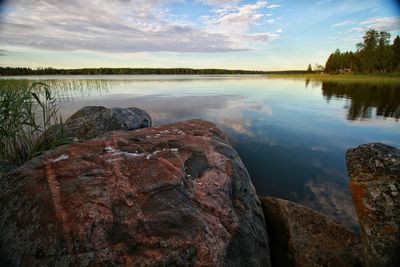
[325,29,400,73]
[0,67,268,76]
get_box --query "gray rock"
[260,196,363,267]
[64,106,152,140]
[346,143,400,267]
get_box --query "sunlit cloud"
[0,0,396,69]
[202,1,279,49]
[0,0,280,53]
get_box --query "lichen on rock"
[346,143,400,267]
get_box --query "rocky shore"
[0,106,399,266]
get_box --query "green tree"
[325,49,342,73]
[392,35,400,71]
[361,29,379,72]
[307,64,312,72]
[377,31,391,72]
[314,63,324,72]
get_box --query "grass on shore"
[0,80,71,168]
[0,79,110,169]
[266,73,400,84]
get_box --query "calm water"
[5,75,400,230]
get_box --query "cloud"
[200,0,242,6]
[331,20,355,27]
[359,17,400,32]
[202,1,279,49]
[0,0,278,53]
[345,16,400,33]
[267,4,280,9]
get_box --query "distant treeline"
[0,67,268,76]
[325,29,400,73]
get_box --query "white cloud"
[331,20,355,27]
[267,4,280,9]
[345,16,400,33]
[0,0,279,53]
[202,1,279,49]
[359,17,400,32]
[200,0,242,6]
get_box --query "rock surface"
[346,143,400,267]
[0,161,16,178]
[64,106,152,140]
[0,119,270,266]
[260,196,363,267]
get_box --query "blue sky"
[0,0,399,70]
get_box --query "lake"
[5,75,400,231]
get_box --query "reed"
[0,80,66,167]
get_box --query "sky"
[0,0,399,70]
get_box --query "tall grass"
[0,80,64,166]
[0,79,110,169]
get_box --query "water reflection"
[321,82,400,120]
[5,75,399,232]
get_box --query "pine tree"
[392,35,400,71]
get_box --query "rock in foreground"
[346,143,400,267]
[260,196,363,267]
[0,119,270,266]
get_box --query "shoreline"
[266,73,400,84]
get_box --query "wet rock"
[64,106,152,140]
[0,119,270,266]
[260,196,363,267]
[346,143,400,267]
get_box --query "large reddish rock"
[0,119,270,266]
[346,143,400,267]
[260,196,363,267]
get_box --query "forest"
[324,29,400,73]
[0,67,267,76]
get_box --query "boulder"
[36,106,152,152]
[260,196,363,267]
[64,106,152,140]
[346,143,400,267]
[65,106,151,140]
[0,119,270,266]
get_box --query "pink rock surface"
[0,119,270,266]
